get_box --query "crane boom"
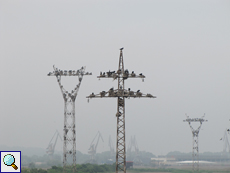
[88,131,104,163]
[46,130,62,156]
[95,131,104,151]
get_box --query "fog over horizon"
[1,0,230,156]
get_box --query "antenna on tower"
[86,48,156,173]
[183,114,207,172]
[48,66,92,173]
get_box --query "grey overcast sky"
[0,0,230,156]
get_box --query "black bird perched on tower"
[120,47,124,50]
[137,90,140,92]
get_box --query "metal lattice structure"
[183,114,207,172]
[48,66,92,173]
[221,129,230,154]
[87,48,156,173]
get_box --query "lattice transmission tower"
[48,66,92,173]
[87,48,156,173]
[221,129,230,154]
[183,114,207,172]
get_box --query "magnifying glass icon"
[3,154,18,170]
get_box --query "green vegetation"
[22,164,115,173]
[21,150,155,168]
[22,154,62,168]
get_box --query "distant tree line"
[22,154,62,168]
[22,150,156,168]
[21,150,230,170]
[22,164,115,173]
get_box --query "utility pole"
[183,114,207,172]
[87,48,156,173]
[48,66,92,173]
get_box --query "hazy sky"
[1,0,230,156]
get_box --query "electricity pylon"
[183,114,207,172]
[48,66,92,173]
[221,129,230,154]
[87,48,156,173]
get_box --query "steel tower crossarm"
[48,66,92,173]
[87,88,156,99]
[48,66,92,76]
[97,71,145,81]
[49,66,92,100]
[86,48,156,173]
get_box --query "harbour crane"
[46,130,62,156]
[127,136,142,165]
[88,131,104,163]
[108,135,115,160]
